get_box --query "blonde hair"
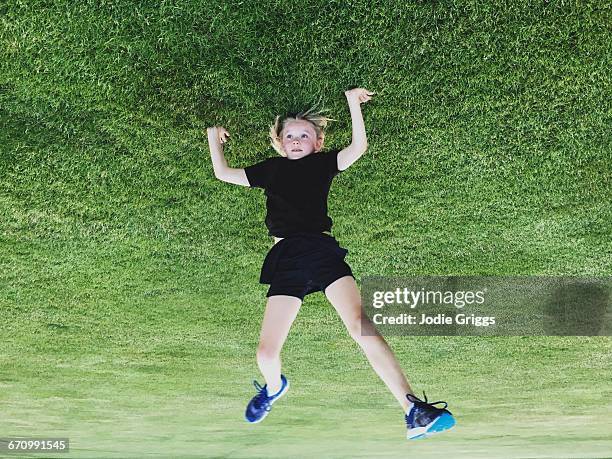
[269,105,336,156]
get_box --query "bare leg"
[257,295,302,394]
[325,276,413,412]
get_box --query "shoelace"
[252,380,273,412]
[407,391,449,411]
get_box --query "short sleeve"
[244,157,275,188]
[327,150,342,178]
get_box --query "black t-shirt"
[244,150,342,237]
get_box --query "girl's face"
[280,120,322,159]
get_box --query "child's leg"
[324,276,413,412]
[257,295,302,394]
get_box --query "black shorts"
[259,232,354,301]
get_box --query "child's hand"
[345,88,375,105]
[207,126,231,145]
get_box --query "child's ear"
[315,136,324,152]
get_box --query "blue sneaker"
[405,392,456,440]
[244,374,289,423]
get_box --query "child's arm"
[207,126,250,186]
[337,88,375,171]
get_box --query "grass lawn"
[1,1,611,457]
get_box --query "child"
[206,88,456,440]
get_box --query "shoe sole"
[245,379,290,424]
[407,412,456,440]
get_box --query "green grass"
[1,0,611,457]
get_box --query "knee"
[344,314,364,341]
[257,343,280,364]
[345,312,376,342]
